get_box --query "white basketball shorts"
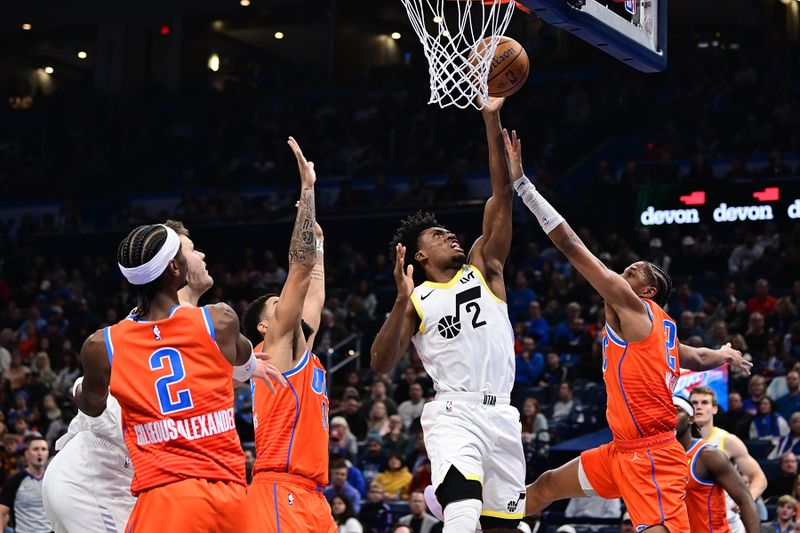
[42,432,136,533]
[421,392,526,523]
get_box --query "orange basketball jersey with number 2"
[602,298,680,440]
[251,342,330,485]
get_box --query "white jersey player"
[372,96,525,533]
[41,220,213,533]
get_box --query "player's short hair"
[689,386,717,406]
[644,262,673,307]
[390,211,440,285]
[330,459,348,471]
[778,495,798,509]
[241,293,278,345]
[163,219,190,237]
[117,224,184,318]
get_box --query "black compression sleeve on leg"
[435,465,483,509]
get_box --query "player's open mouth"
[450,241,463,252]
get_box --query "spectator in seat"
[383,415,413,458]
[366,402,391,438]
[333,396,368,440]
[765,452,799,500]
[397,489,441,533]
[745,312,769,358]
[521,397,549,459]
[397,383,425,431]
[552,382,580,424]
[553,318,593,365]
[361,381,398,419]
[360,434,389,485]
[330,416,359,463]
[645,238,671,272]
[769,361,800,401]
[331,495,364,533]
[678,311,705,342]
[374,453,412,500]
[325,460,362,514]
[759,338,786,378]
[728,232,764,276]
[768,298,798,336]
[750,397,789,444]
[539,351,568,386]
[515,337,544,388]
[359,481,393,533]
[771,413,800,460]
[761,150,792,177]
[670,282,705,314]
[524,301,550,347]
[760,494,796,532]
[394,366,419,405]
[507,272,538,322]
[552,302,582,342]
[744,375,769,417]
[719,392,753,441]
[777,371,800,421]
[748,279,778,316]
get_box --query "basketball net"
[400,0,516,110]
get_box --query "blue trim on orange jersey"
[642,299,654,322]
[283,349,309,378]
[605,324,627,347]
[707,484,715,533]
[689,442,715,486]
[284,380,300,471]
[201,306,216,340]
[103,327,114,364]
[125,304,181,322]
[273,483,281,533]
[647,450,666,524]
[617,346,644,438]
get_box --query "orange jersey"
[685,439,730,533]
[108,305,245,495]
[602,298,680,441]
[252,342,330,487]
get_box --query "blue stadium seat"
[744,439,774,460]
[759,459,781,482]
[388,500,410,517]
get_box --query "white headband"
[673,395,694,418]
[118,225,181,286]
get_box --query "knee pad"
[435,465,483,509]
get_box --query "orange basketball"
[473,36,529,98]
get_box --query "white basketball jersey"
[56,378,126,452]
[410,264,515,395]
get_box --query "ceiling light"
[22,23,32,31]
[274,31,284,39]
[240,0,250,6]
[44,66,54,74]
[208,54,220,72]
[77,51,87,59]
[391,32,401,40]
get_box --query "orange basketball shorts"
[246,472,337,533]
[580,432,689,532]
[125,478,246,532]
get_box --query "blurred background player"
[505,128,751,532]
[372,97,525,533]
[673,395,759,533]
[690,386,767,533]
[41,220,222,532]
[244,137,335,533]
[77,222,283,532]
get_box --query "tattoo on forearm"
[311,266,324,281]
[289,188,316,264]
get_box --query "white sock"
[442,498,482,533]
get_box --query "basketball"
[472,36,529,98]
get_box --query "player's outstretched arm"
[371,244,417,374]
[701,447,760,533]
[502,130,643,312]
[679,342,752,375]
[724,433,768,500]
[302,221,325,349]
[75,329,111,417]
[266,136,318,372]
[209,303,287,392]
[469,97,513,296]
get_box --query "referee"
[0,435,51,533]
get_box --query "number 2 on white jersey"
[150,348,194,415]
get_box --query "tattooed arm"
[265,136,317,372]
[302,222,325,350]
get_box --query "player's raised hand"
[477,94,505,114]
[287,136,316,188]
[252,352,288,393]
[720,342,752,376]
[393,243,415,299]
[502,128,523,180]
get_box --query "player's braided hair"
[390,211,440,286]
[645,262,673,308]
[116,224,177,319]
